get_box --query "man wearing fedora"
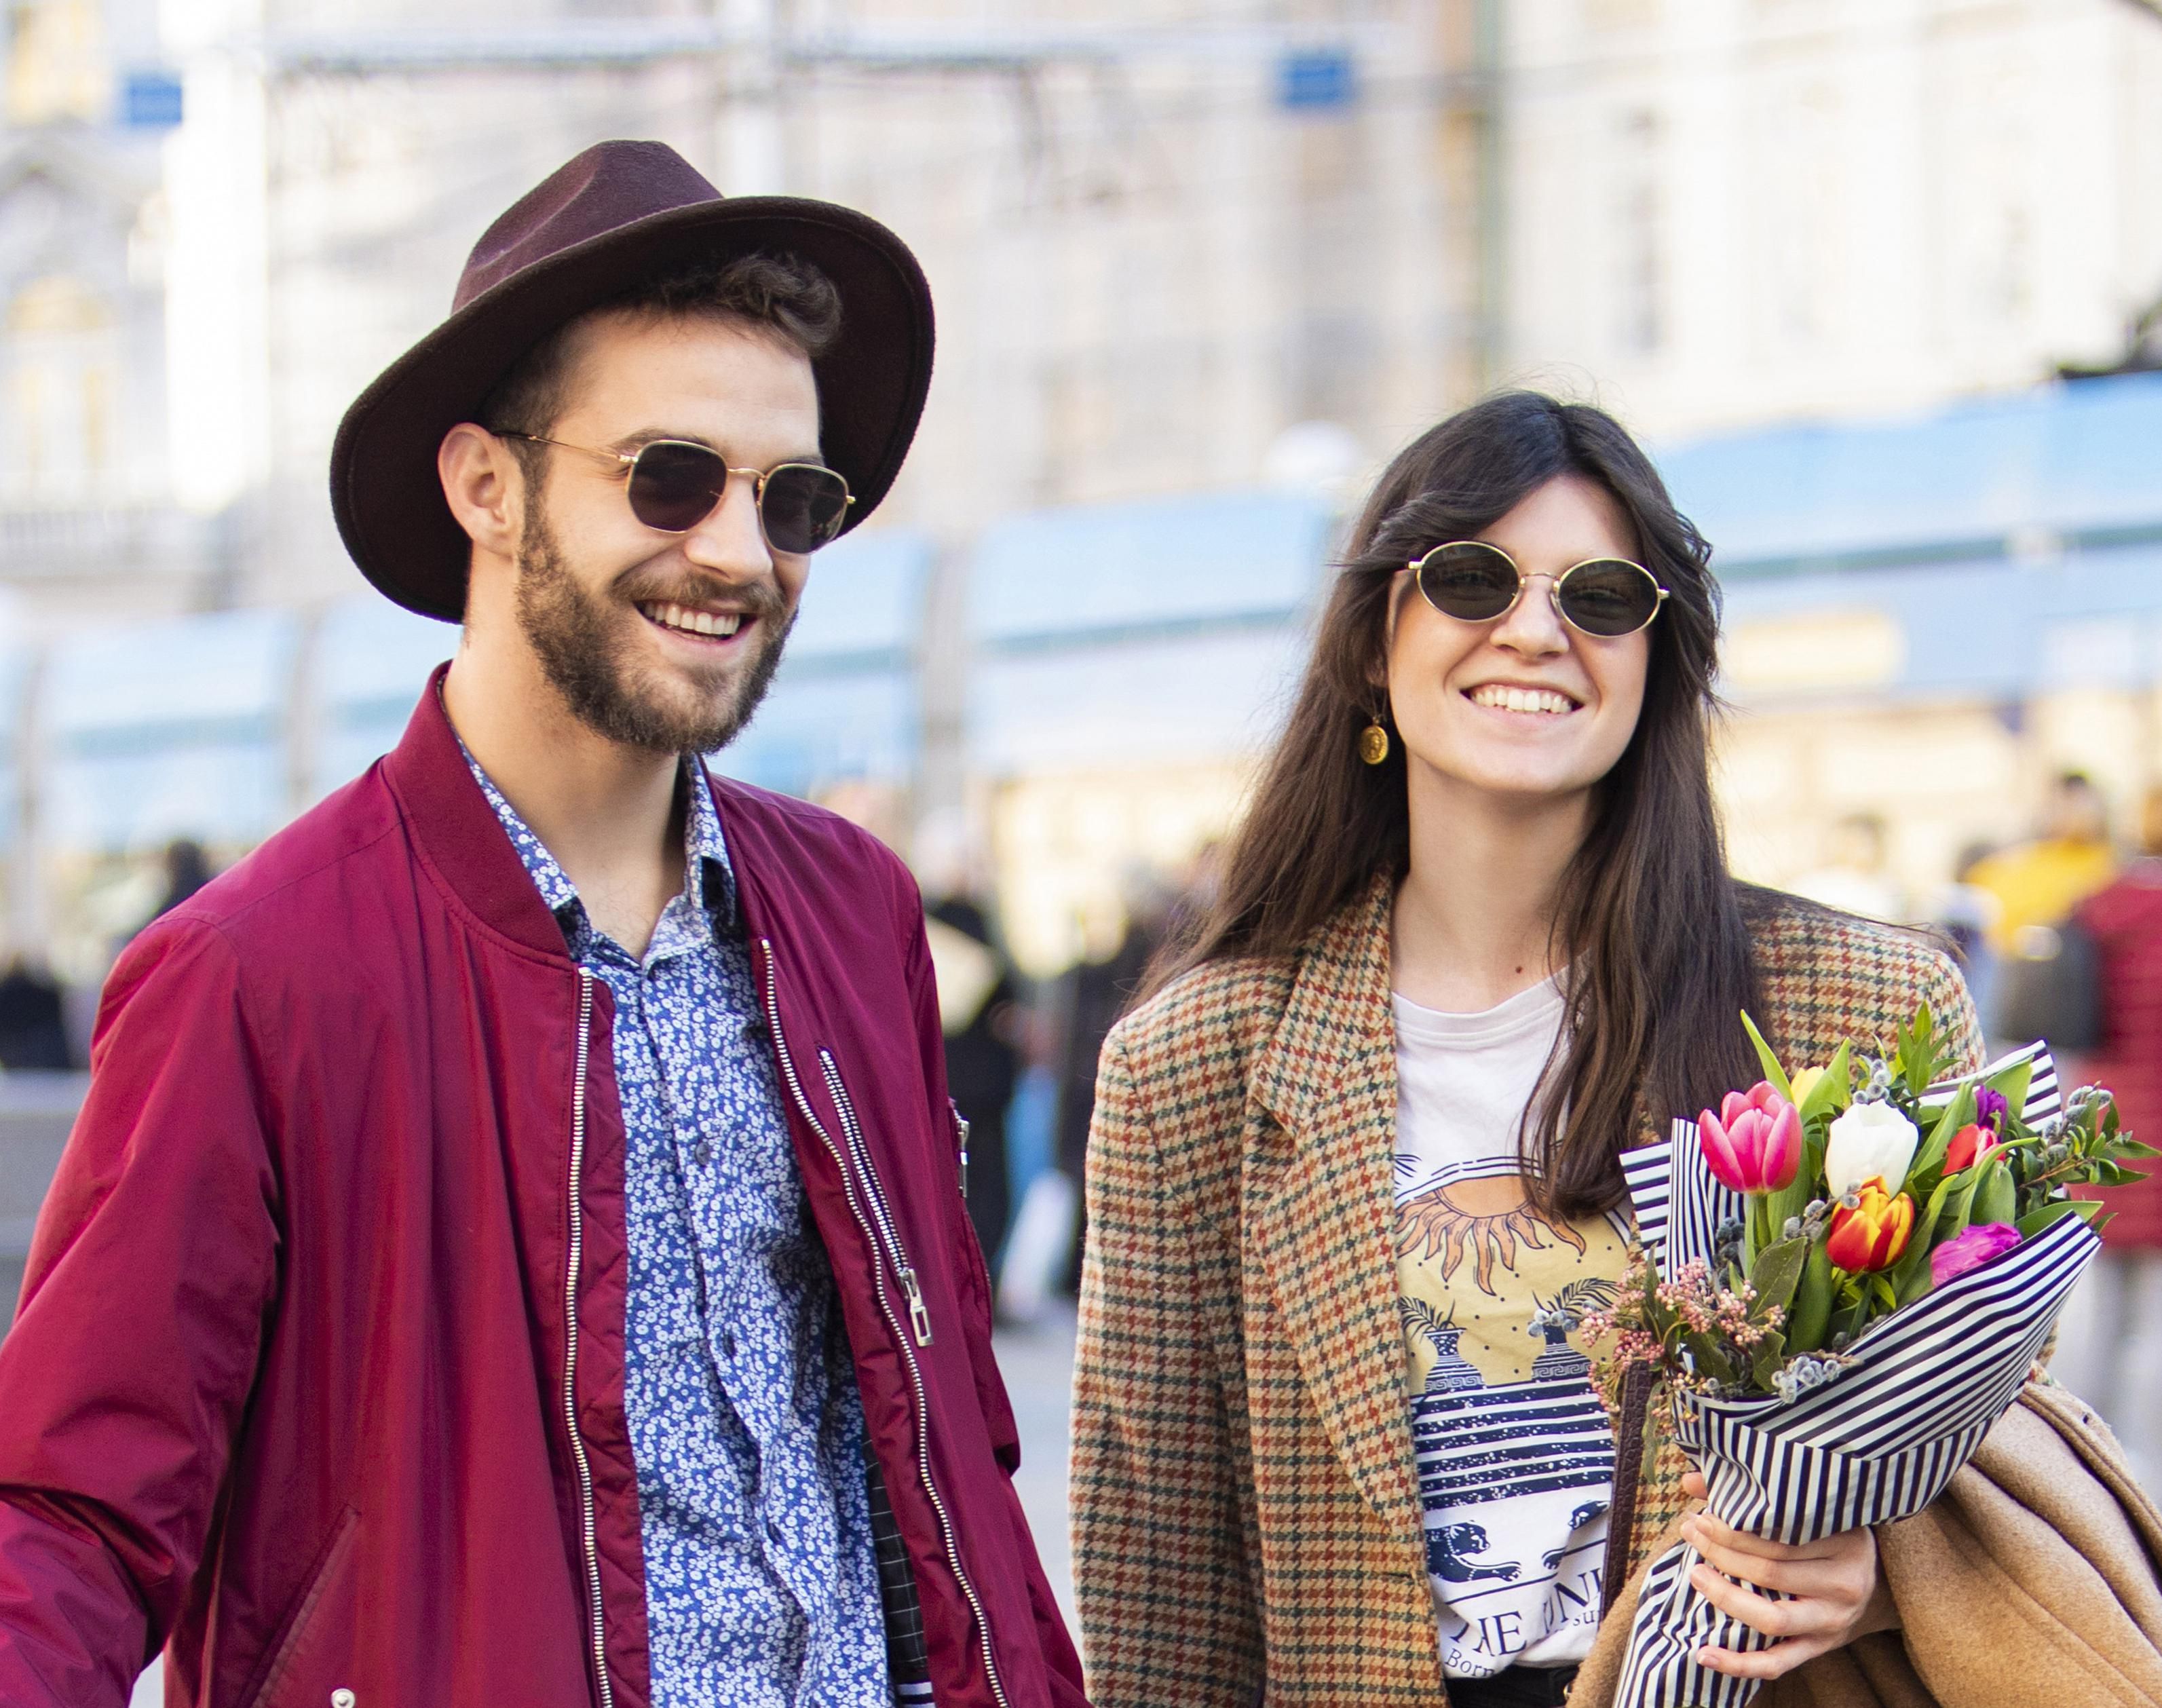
[0,141,1088,1708]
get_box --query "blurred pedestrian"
[1967,771,2118,951]
[1922,838,2004,1034]
[2047,785,2162,1485]
[0,955,70,1071]
[1052,874,1167,1293]
[1788,811,1905,922]
[925,892,1023,1270]
[152,838,214,920]
[0,142,1084,1708]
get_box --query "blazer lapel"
[1245,875,1422,1539]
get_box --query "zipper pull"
[951,1099,972,1198]
[899,1266,934,1346]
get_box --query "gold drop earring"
[1359,706,1390,765]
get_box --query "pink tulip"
[1697,1082,1803,1196]
[1929,1222,2022,1287]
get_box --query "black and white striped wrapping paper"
[1611,1046,2100,1707]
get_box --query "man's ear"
[439,423,525,561]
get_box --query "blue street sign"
[121,71,184,130]
[1277,48,1357,113]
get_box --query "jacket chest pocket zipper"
[757,940,1011,1708]
[822,1050,932,1348]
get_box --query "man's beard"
[512,508,795,755]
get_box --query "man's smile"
[637,599,751,644]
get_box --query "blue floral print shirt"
[463,747,889,1708]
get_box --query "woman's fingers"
[1684,1512,1870,1573]
[1693,1631,1843,1679]
[1684,1528,1856,1599]
[1679,1509,1890,1679]
[1686,1561,1843,1641]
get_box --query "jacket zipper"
[563,968,614,1708]
[951,1100,971,1200]
[758,938,1012,1708]
[823,1049,932,1347]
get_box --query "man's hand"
[1677,1469,1899,1680]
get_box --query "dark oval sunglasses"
[1409,539,1669,638]
[499,432,854,555]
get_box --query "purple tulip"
[1974,1086,2011,1135]
[1930,1222,2022,1287]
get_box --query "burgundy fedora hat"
[330,139,934,621]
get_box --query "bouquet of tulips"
[1590,1006,2152,1708]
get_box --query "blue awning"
[970,489,1339,646]
[46,609,299,747]
[1718,546,2162,705]
[786,527,931,662]
[1656,372,2162,571]
[42,609,301,851]
[307,597,456,802]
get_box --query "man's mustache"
[611,570,790,622]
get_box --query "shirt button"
[722,1330,736,1359]
[765,1517,782,1544]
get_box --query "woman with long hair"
[1068,393,1973,1707]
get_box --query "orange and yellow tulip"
[1825,1175,1914,1274]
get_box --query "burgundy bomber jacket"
[0,670,1088,1708]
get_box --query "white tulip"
[1823,1101,1920,1199]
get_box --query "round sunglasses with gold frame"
[1410,539,1669,638]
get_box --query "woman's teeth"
[643,602,743,638]
[1468,685,1576,715]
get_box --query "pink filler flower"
[1930,1222,2022,1287]
[1698,1082,1803,1195]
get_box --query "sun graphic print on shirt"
[1394,1152,1628,1679]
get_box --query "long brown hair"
[1157,391,1764,1217]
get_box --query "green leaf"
[1750,1327,1789,1392]
[1748,1236,1809,1318]
[1897,1004,1941,1099]
[1885,1163,1960,1300]
[1870,1273,1898,1313]
[1767,1130,1825,1245]
[1786,1242,1834,1354]
[1796,1042,1852,1122]
[1973,1158,2017,1226]
[2015,1199,2097,1238]
[1985,1058,2034,1125]
[1895,1177,1975,1308]
[1909,1084,1976,1188]
[1681,1332,1739,1387]
[1740,1010,1794,1101]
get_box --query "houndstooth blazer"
[1069,875,1982,1707]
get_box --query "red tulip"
[1697,1082,1803,1195]
[1944,1122,2002,1174]
[1826,1177,1915,1273]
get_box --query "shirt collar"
[457,737,737,938]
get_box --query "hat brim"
[330,196,934,622]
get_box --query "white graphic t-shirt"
[1391,978,1627,1679]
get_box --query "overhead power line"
[245,19,1403,79]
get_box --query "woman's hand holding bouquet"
[1585,1008,2154,1707]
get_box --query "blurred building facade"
[5,0,2162,983]
[2,0,1498,973]
[1502,0,2162,435]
